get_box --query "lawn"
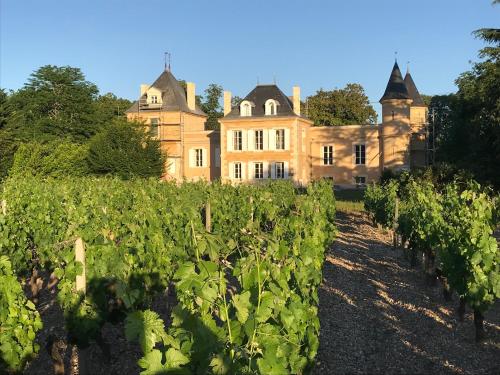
[334,188,365,212]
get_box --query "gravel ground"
[314,211,500,375]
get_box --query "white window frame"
[233,130,243,151]
[275,129,285,150]
[255,130,264,150]
[234,162,242,180]
[195,148,203,167]
[354,176,367,185]
[240,100,252,117]
[354,144,366,165]
[265,99,278,116]
[254,162,264,179]
[322,145,333,165]
[275,162,285,179]
[151,95,158,104]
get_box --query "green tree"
[9,141,90,178]
[87,119,166,179]
[200,84,223,130]
[93,93,132,124]
[305,83,377,126]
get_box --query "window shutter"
[247,130,254,151]
[167,158,176,174]
[269,129,276,151]
[263,162,269,179]
[241,162,247,180]
[352,144,356,165]
[263,130,269,150]
[242,130,248,151]
[202,148,208,167]
[189,149,196,167]
[284,128,290,150]
[227,131,233,151]
[248,162,254,180]
[320,146,324,165]
[284,162,289,178]
[215,147,220,167]
[228,162,234,179]
[270,162,276,179]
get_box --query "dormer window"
[151,95,158,104]
[265,99,278,115]
[240,101,252,117]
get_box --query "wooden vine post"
[74,238,86,294]
[393,197,399,248]
[249,196,254,222]
[205,201,211,232]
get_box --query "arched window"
[265,99,278,115]
[240,101,252,117]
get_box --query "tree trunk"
[70,345,80,375]
[474,309,485,343]
[47,335,67,375]
[442,278,452,301]
[425,254,437,286]
[458,297,466,322]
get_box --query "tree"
[9,141,89,178]
[305,83,377,126]
[93,93,132,124]
[7,65,99,141]
[200,84,223,130]
[87,119,166,179]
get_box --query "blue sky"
[1,0,498,115]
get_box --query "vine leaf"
[232,291,251,324]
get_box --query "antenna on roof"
[257,76,259,85]
[406,61,410,73]
[164,52,171,72]
[273,75,276,84]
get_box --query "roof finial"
[273,75,276,84]
[164,52,171,72]
[257,76,259,85]
[406,61,410,74]
[394,51,398,63]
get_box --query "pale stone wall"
[309,125,380,186]
[380,99,412,170]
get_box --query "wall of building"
[309,125,380,186]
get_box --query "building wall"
[220,117,312,184]
[380,99,412,170]
[309,125,380,186]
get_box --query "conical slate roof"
[404,72,425,106]
[224,84,299,118]
[126,70,206,115]
[380,62,410,102]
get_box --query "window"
[275,162,285,179]
[233,130,242,151]
[241,101,252,116]
[254,162,264,179]
[265,99,278,115]
[255,130,263,150]
[195,149,203,167]
[391,111,395,121]
[323,145,333,165]
[354,176,366,185]
[150,118,159,137]
[276,129,285,150]
[355,144,366,165]
[234,162,242,179]
[151,95,158,104]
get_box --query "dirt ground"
[314,211,500,375]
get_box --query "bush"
[87,119,165,179]
[9,140,89,178]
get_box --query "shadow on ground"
[315,211,500,375]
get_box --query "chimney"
[186,82,196,111]
[293,86,301,116]
[140,84,149,96]
[223,91,232,116]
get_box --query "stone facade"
[126,62,427,187]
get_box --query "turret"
[379,62,412,171]
[404,69,428,133]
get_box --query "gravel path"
[314,211,500,375]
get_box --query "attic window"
[265,99,278,115]
[240,101,252,117]
[151,95,158,104]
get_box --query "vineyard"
[364,176,500,342]
[0,177,336,374]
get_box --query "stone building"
[126,61,427,186]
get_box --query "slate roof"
[126,70,206,116]
[224,84,299,118]
[404,72,425,106]
[379,62,410,102]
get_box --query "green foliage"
[0,256,43,373]
[0,177,335,373]
[364,180,398,228]
[305,83,377,126]
[87,119,166,179]
[9,141,89,178]
[200,84,224,130]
